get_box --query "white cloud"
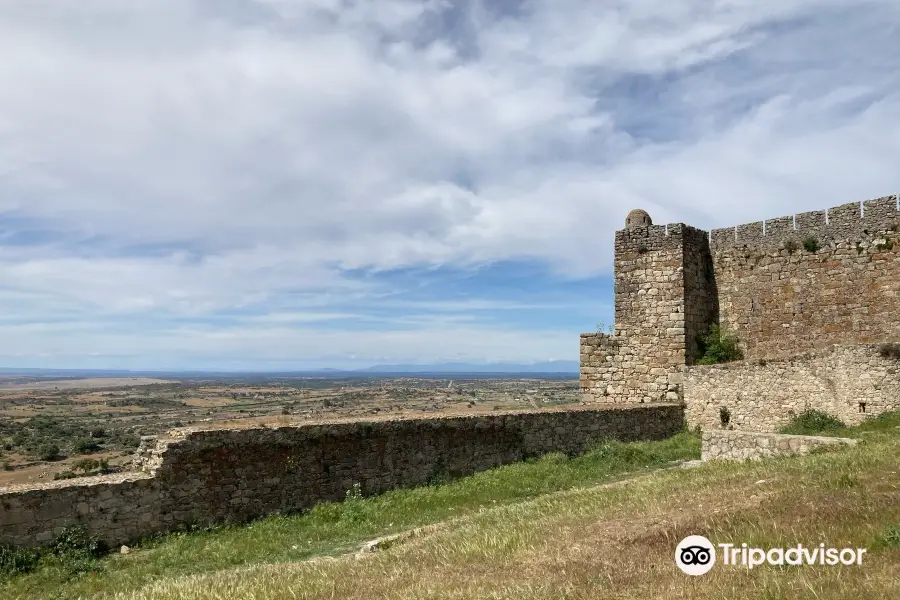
[0,0,899,366]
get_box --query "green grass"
[872,524,900,551]
[780,409,900,438]
[779,409,847,436]
[6,412,900,600]
[112,413,900,600]
[0,431,699,599]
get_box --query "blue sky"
[1,0,899,370]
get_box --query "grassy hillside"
[1,432,700,599]
[3,414,900,599]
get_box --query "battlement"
[582,192,900,404]
[614,223,711,255]
[709,194,900,252]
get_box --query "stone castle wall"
[581,224,717,404]
[682,225,719,364]
[581,194,900,419]
[684,344,900,432]
[711,195,900,359]
[0,405,683,548]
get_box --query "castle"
[4,195,900,549]
[581,194,900,431]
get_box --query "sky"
[1,0,899,371]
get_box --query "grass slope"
[1,433,699,599]
[5,413,900,599]
[123,413,900,600]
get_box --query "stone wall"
[711,195,900,359]
[701,429,857,461]
[581,193,900,413]
[581,223,716,403]
[613,223,689,400]
[0,405,683,548]
[682,225,719,364]
[684,344,900,432]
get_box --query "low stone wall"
[702,429,858,461]
[684,344,900,432]
[0,405,683,548]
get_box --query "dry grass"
[1,434,700,599]
[113,433,900,600]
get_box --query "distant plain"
[0,374,579,487]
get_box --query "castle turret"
[580,210,717,403]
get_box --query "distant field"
[0,375,580,486]
[0,378,174,391]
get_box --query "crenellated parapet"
[581,192,900,405]
[709,195,900,253]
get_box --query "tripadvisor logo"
[675,535,716,576]
[675,535,868,575]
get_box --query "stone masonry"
[581,216,716,404]
[0,405,683,548]
[702,429,857,462]
[711,196,900,360]
[684,344,900,432]
[581,195,900,426]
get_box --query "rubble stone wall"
[702,429,857,461]
[581,224,716,403]
[0,405,683,548]
[711,195,900,359]
[684,344,900,432]
[581,194,900,413]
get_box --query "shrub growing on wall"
[719,406,731,428]
[783,238,800,254]
[879,343,900,360]
[696,325,744,365]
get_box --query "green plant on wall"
[696,324,744,365]
[779,409,846,435]
[802,235,821,252]
[719,406,731,428]
[783,238,799,254]
[595,322,615,335]
[879,343,900,360]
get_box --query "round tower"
[625,209,652,229]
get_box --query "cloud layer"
[1,0,899,368]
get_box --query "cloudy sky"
[1,0,899,370]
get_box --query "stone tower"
[580,210,717,402]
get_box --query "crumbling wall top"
[710,194,900,252]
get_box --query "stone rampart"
[711,195,900,359]
[581,193,900,404]
[684,344,900,432]
[0,405,683,548]
[709,195,899,253]
[581,223,716,403]
[701,429,857,461]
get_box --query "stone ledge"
[702,429,858,462]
